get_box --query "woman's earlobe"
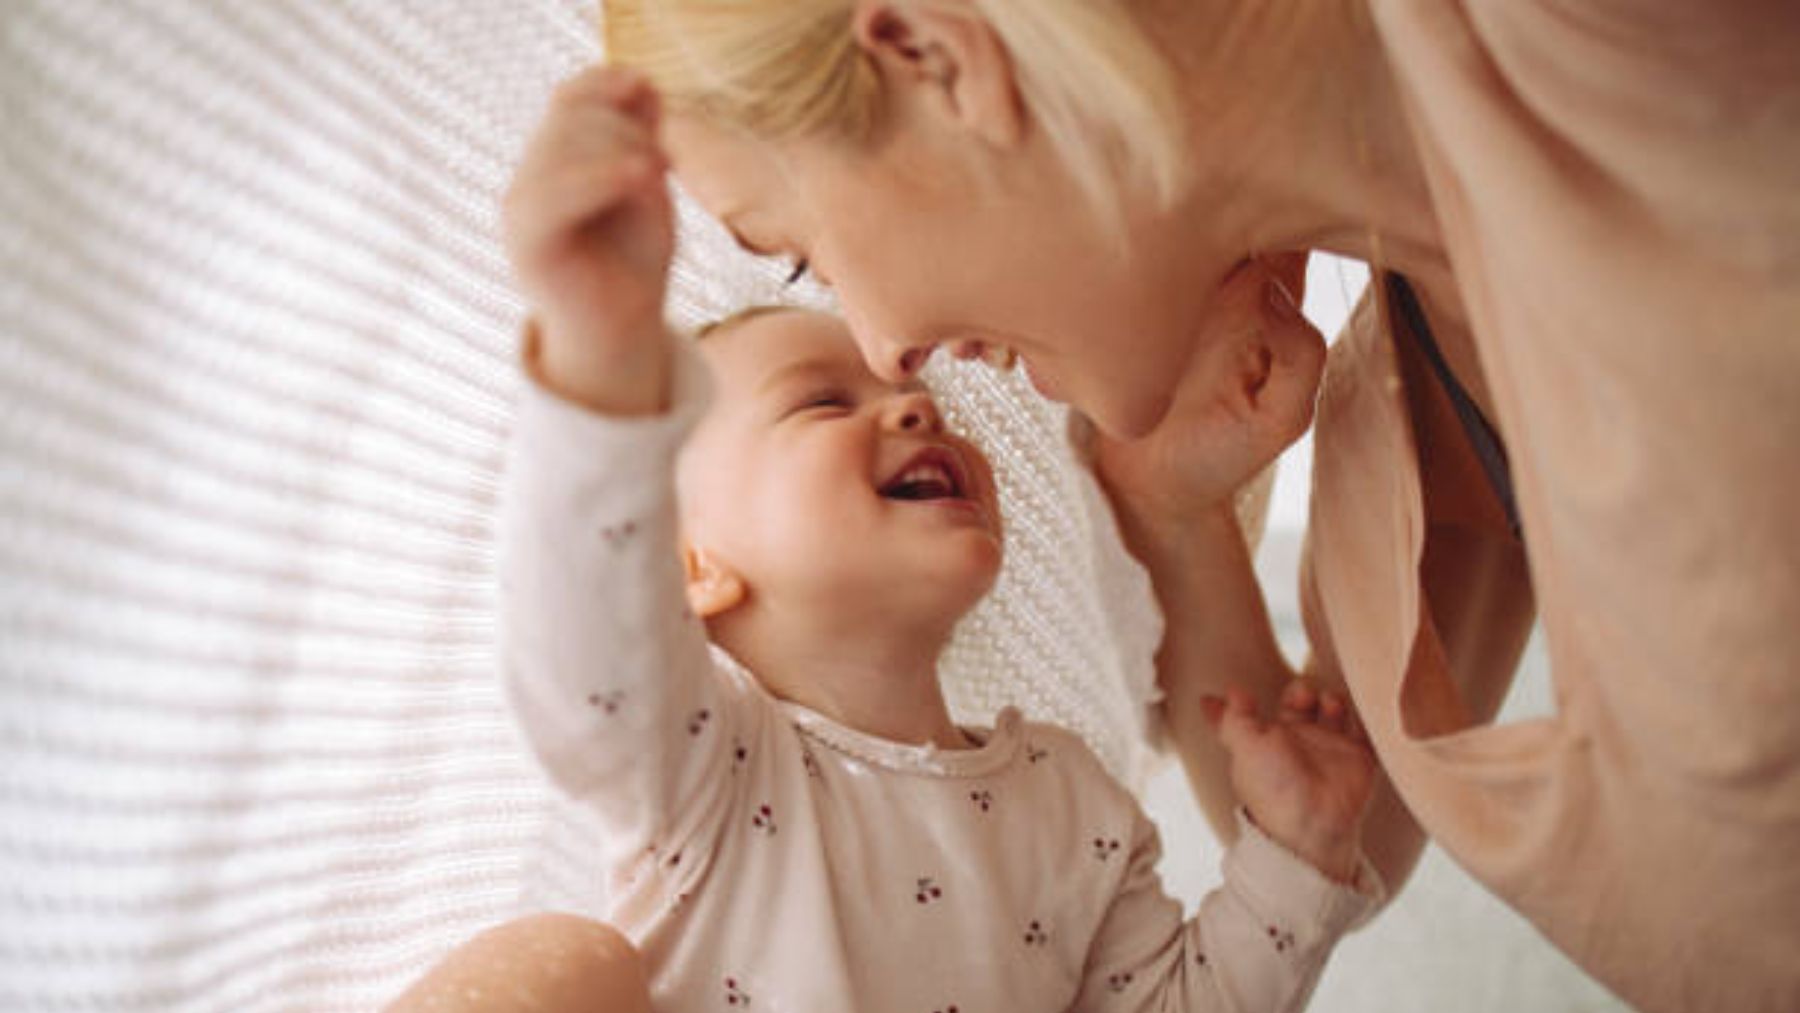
[852,1,1024,149]
[682,545,747,618]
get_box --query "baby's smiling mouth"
[878,447,968,502]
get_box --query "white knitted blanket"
[0,3,1257,1008]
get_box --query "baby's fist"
[503,66,675,365]
[1206,682,1375,883]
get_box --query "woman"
[603,2,1800,1011]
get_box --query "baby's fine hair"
[693,304,804,342]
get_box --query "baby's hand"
[502,66,676,414]
[1081,255,1324,531]
[1206,682,1375,884]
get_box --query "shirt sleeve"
[1073,808,1382,1013]
[496,335,757,867]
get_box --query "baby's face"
[677,310,1002,625]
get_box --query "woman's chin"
[1089,386,1177,441]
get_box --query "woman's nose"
[897,346,935,378]
[870,344,935,383]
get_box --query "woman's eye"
[783,259,810,287]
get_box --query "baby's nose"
[890,394,943,433]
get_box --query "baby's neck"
[707,606,971,750]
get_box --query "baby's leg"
[385,913,652,1012]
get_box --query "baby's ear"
[682,545,747,619]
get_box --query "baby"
[392,69,1379,1013]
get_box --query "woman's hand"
[1079,254,1325,536]
[502,66,677,415]
[1208,681,1375,884]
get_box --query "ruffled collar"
[714,647,1024,778]
[783,701,1024,778]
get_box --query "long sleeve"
[497,339,753,868]
[1073,809,1380,1013]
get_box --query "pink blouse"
[1301,2,1800,1011]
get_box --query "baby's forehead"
[697,309,874,394]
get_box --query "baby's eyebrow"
[755,361,836,398]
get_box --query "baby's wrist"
[1245,810,1362,885]
[525,316,674,417]
[1303,843,1362,885]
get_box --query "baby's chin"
[938,537,1005,614]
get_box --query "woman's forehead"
[664,115,795,232]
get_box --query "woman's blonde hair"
[601,0,1188,214]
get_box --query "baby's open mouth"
[878,448,968,502]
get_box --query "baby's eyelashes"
[785,389,854,418]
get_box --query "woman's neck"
[1150,0,1446,281]
[1147,0,1490,406]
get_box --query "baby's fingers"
[1279,681,1368,742]
[1203,687,1267,755]
[1278,678,1319,721]
[554,65,662,131]
[1317,690,1349,734]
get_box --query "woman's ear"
[682,545,747,619]
[852,1,1024,149]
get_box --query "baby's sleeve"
[1073,807,1381,1013]
[497,335,748,864]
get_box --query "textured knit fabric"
[498,342,1379,1013]
[1301,2,1800,1011]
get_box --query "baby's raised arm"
[502,66,676,417]
[496,69,749,868]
